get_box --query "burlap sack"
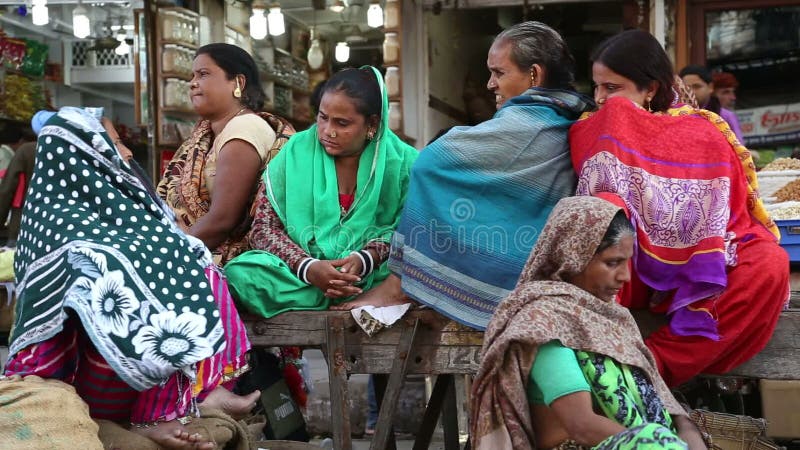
[0,375,103,450]
[96,407,250,450]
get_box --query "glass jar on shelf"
[388,101,402,131]
[162,44,178,73]
[383,33,400,65]
[385,66,400,98]
[384,0,400,29]
[161,11,177,41]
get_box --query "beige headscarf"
[469,196,686,450]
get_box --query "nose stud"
[330,131,337,138]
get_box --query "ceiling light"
[335,41,349,63]
[72,5,91,38]
[249,4,267,40]
[31,0,48,26]
[307,29,324,70]
[329,0,345,13]
[367,0,383,28]
[267,3,285,36]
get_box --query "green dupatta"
[264,66,417,284]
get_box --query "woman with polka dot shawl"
[4,107,254,449]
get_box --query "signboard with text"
[737,102,800,147]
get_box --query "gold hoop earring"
[233,79,242,99]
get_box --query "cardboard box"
[760,379,800,439]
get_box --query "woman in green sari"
[470,196,707,450]
[225,67,418,317]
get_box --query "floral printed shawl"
[470,196,686,450]
[10,107,224,391]
[156,112,294,265]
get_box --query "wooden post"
[326,316,352,450]
[675,0,689,70]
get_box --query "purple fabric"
[634,246,726,340]
[671,307,721,340]
[719,108,745,144]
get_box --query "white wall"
[427,12,495,144]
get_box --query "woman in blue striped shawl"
[334,22,594,330]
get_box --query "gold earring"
[367,129,375,140]
[233,79,242,99]
[530,70,536,87]
[645,97,653,112]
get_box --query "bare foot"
[199,386,260,420]
[132,419,215,450]
[330,274,415,310]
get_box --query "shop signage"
[737,102,800,146]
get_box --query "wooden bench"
[244,308,800,450]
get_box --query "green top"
[527,340,591,405]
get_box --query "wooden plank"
[244,313,328,347]
[371,319,421,450]
[348,344,481,374]
[726,311,800,379]
[326,316,352,450]
[245,310,800,379]
[635,311,800,379]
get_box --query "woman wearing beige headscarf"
[470,196,706,450]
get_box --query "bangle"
[350,251,367,277]
[296,257,319,284]
[359,249,374,276]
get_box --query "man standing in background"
[713,72,739,110]
[679,65,746,145]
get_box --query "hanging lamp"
[72,3,90,38]
[367,0,383,28]
[249,1,268,40]
[267,3,285,36]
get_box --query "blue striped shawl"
[389,88,593,330]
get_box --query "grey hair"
[494,21,576,90]
[596,211,635,254]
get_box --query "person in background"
[679,65,745,144]
[157,43,293,266]
[712,72,739,110]
[0,128,36,247]
[572,30,788,387]
[345,21,594,330]
[6,107,258,450]
[471,196,706,450]
[224,66,418,317]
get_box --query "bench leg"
[326,316,352,450]
[373,374,397,450]
[370,318,421,450]
[441,374,460,450]
[412,374,453,450]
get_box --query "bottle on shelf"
[385,66,400,98]
[384,0,400,29]
[389,101,402,131]
[383,33,400,65]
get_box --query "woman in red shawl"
[569,30,789,387]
